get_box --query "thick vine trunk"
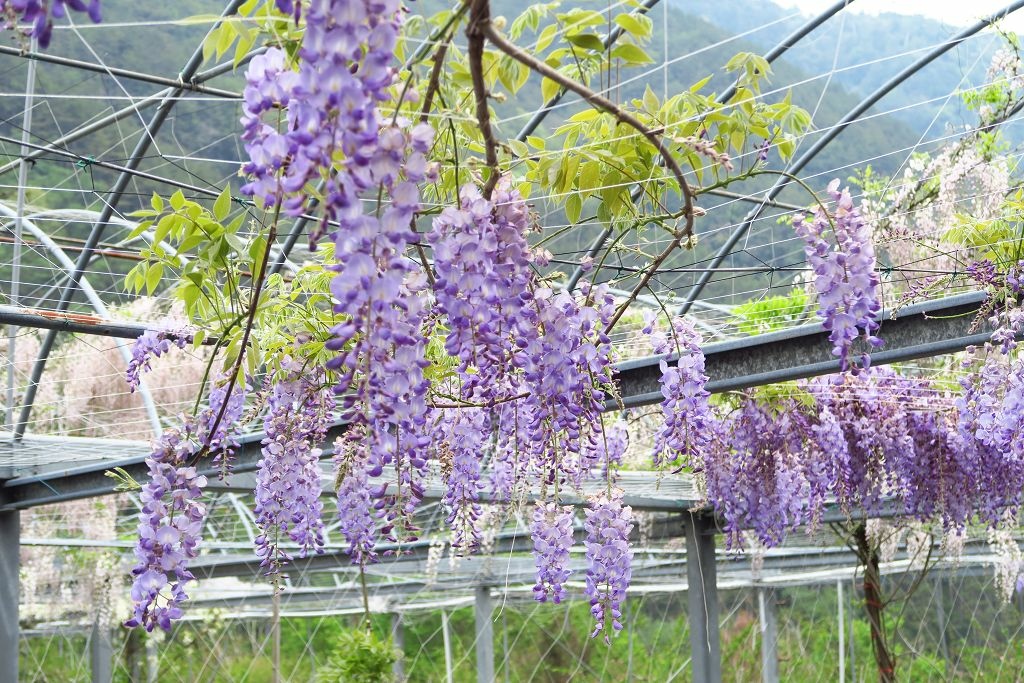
[854,523,895,683]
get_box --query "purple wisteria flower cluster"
[124,371,247,631]
[253,366,334,572]
[126,328,188,393]
[584,492,633,642]
[434,407,488,553]
[125,421,207,632]
[517,284,617,486]
[531,502,575,604]
[333,428,379,566]
[240,0,430,245]
[2,0,101,48]
[698,365,1024,550]
[794,179,883,372]
[644,314,712,467]
[428,180,535,394]
[954,304,1024,524]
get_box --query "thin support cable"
[677,0,1024,316]
[0,45,240,99]
[14,0,248,441]
[5,37,36,436]
[564,0,855,294]
[0,48,265,177]
[513,0,663,143]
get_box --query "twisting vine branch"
[420,31,454,123]
[477,9,698,331]
[467,0,501,198]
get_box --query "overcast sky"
[773,0,1024,32]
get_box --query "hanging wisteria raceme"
[124,420,207,632]
[517,284,617,487]
[490,395,539,501]
[954,302,1024,525]
[253,366,333,572]
[123,365,247,631]
[703,398,818,547]
[644,314,713,468]
[531,502,575,604]
[591,418,629,480]
[584,491,633,641]
[794,179,883,372]
[125,329,188,393]
[428,179,535,395]
[240,0,426,245]
[333,429,379,566]
[1,0,101,48]
[434,407,488,553]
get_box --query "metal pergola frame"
[2,0,1023,681]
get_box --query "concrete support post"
[758,588,779,683]
[0,510,19,683]
[838,579,845,683]
[145,633,159,683]
[90,619,113,683]
[685,512,721,683]
[392,612,405,681]
[474,585,494,683]
[935,577,949,664]
[442,609,453,683]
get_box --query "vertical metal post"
[474,585,494,683]
[502,609,510,683]
[90,619,113,683]
[392,612,405,682]
[685,512,721,683]
[272,589,281,683]
[145,632,158,683]
[758,588,779,683]
[934,576,949,664]
[847,578,856,680]
[441,609,454,683]
[837,579,845,683]
[0,510,19,683]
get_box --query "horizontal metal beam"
[615,290,989,408]
[1,291,992,507]
[0,423,348,509]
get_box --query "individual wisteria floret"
[794,179,883,372]
[435,408,487,553]
[584,492,633,641]
[125,421,207,632]
[253,366,333,572]
[2,0,101,48]
[531,502,575,603]
[333,429,378,566]
[644,314,713,467]
[125,328,188,393]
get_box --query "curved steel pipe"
[14,0,248,440]
[0,205,163,436]
[676,0,1024,316]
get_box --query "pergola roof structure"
[3,1,1024,681]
